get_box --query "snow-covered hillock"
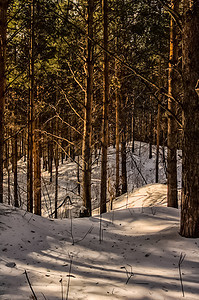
[1,183,199,300]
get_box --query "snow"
[1,183,199,299]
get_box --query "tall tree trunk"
[34,117,41,215]
[82,0,94,216]
[149,112,153,159]
[155,104,160,183]
[100,0,109,214]
[180,0,199,238]
[121,129,127,194]
[167,0,179,208]
[131,97,135,153]
[54,117,59,219]
[5,136,10,205]
[14,133,19,207]
[27,0,35,212]
[48,139,53,182]
[14,95,19,207]
[115,60,120,197]
[77,155,80,195]
[0,0,8,203]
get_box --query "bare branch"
[35,129,74,145]
[67,61,86,92]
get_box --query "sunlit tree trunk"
[167,0,179,208]
[82,0,94,216]
[180,0,199,238]
[100,0,109,214]
[0,0,8,203]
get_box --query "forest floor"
[1,183,199,300]
[3,141,182,218]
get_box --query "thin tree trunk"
[167,0,179,208]
[155,105,160,183]
[180,0,199,238]
[77,155,80,195]
[5,135,10,205]
[54,117,59,219]
[115,59,120,197]
[100,0,109,214]
[14,133,19,207]
[121,130,127,194]
[27,0,35,212]
[34,117,41,215]
[149,113,153,159]
[0,0,8,203]
[131,97,135,153]
[48,140,53,182]
[82,0,94,216]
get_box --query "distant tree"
[0,0,9,203]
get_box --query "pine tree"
[82,0,94,216]
[180,0,199,238]
[0,0,9,203]
[100,0,109,214]
[167,0,179,208]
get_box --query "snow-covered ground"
[1,183,199,300]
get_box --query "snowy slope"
[3,141,182,218]
[1,184,199,300]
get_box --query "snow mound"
[0,184,199,300]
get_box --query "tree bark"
[82,0,94,216]
[27,0,35,212]
[54,117,59,219]
[121,129,127,194]
[131,97,135,153]
[155,104,160,183]
[115,59,120,197]
[14,133,19,207]
[180,0,199,237]
[100,0,109,214]
[0,0,8,203]
[5,132,10,205]
[167,0,179,208]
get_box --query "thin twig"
[121,265,134,284]
[178,252,186,297]
[59,278,64,300]
[75,225,94,244]
[66,254,73,300]
[24,270,37,300]
[99,214,102,243]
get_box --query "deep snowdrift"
[1,184,199,300]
